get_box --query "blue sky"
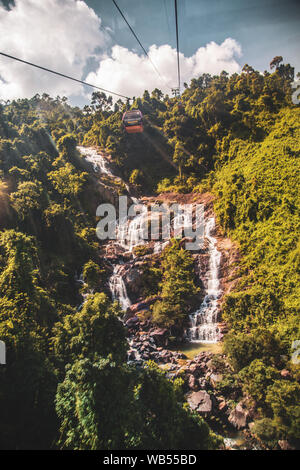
[0,0,299,105]
[89,0,300,71]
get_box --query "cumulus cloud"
[0,0,242,103]
[86,38,242,100]
[0,0,107,100]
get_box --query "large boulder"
[188,363,203,377]
[228,401,250,429]
[156,349,172,363]
[125,316,139,328]
[186,391,212,415]
[188,375,198,391]
[149,328,169,347]
[126,302,147,316]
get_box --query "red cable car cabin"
[122,109,143,133]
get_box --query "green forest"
[0,56,299,449]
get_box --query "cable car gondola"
[122,109,143,134]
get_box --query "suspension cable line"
[174,0,181,94]
[111,0,172,91]
[0,51,130,100]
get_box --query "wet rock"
[186,390,212,415]
[128,302,146,315]
[194,352,212,364]
[139,320,151,331]
[150,328,169,347]
[188,375,198,390]
[126,298,159,319]
[188,363,202,377]
[172,352,187,360]
[228,401,250,429]
[159,350,172,362]
[124,304,150,324]
[125,316,140,328]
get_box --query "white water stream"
[116,203,148,252]
[186,217,221,342]
[109,264,131,311]
[78,146,114,176]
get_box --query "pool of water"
[171,341,223,359]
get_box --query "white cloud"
[86,39,242,100]
[0,0,242,103]
[0,0,107,100]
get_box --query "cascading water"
[77,145,131,194]
[186,217,221,343]
[116,203,148,253]
[109,264,131,311]
[77,146,114,176]
[78,146,222,345]
[109,205,149,312]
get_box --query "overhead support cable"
[111,0,172,91]
[0,51,130,100]
[174,0,181,93]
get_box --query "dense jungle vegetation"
[0,56,299,449]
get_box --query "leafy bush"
[224,329,284,371]
[252,418,279,448]
[238,359,280,405]
[152,239,199,327]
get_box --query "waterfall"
[116,203,148,253]
[77,146,114,176]
[78,146,222,345]
[186,217,221,343]
[109,265,131,311]
[109,206,148,310]
[77,146,132,193]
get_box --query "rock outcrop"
[228,401,250,430]
[187,390,212,414]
